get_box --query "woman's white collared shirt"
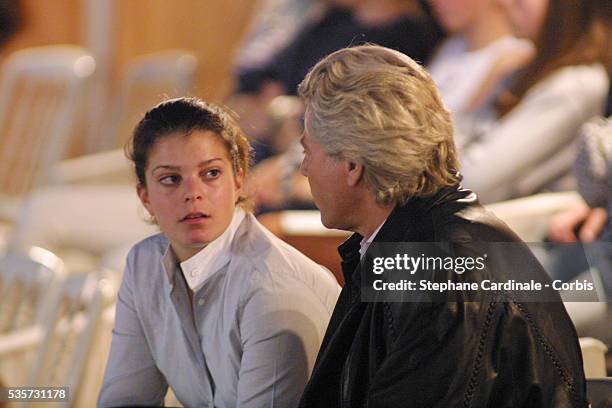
[98,209,341,407]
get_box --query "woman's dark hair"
[497,0,609,116]
[127,97,251,207]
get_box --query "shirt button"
[191,271,197,277]
[198,298,205,306]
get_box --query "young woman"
[427,0,534,115]
[98,98,340,407]
[458,0,609,203]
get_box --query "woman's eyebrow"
[152,164,180,173]
[198,158,224,166]
[152,158,225,173]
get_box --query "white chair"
[0,45,96,221]
[0,246,66,387]
[580,337,608,378]
[49,148,131,186]
[94,49,198,151]
[0,271,116,407]
[78,304,117,408]
[0,246,66,334]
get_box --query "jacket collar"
[338,233,363,285]
[373,184,475,244]
[337,184,476,283]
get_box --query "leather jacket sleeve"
[366,300,586,408]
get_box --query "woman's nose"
[183,176,203,202]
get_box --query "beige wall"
[2,0,257,101]
[117,0,257,101]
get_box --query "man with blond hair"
[297,45,587,407]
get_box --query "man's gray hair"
[298,44,461,206]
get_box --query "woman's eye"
[205,169,220,178]
[159,175,180,185]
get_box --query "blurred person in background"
[249,0,610,213]
[549,119,612,245]
[233,0,324,79]
[229,0,443,163]
[98,98,340,407]
[456,0,609,203]
[546,117,612,301]
[236,0,441,97]
[426,0,534,115]
[537,115,612,345]
[229,0,325,163]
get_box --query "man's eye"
[159,175,180,185]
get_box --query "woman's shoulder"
[128,232,167,254]
[229,214,341,313]
[117,233,169,298]
[230,213,340,290]
[125,233,168,272]
[231,213,320,269]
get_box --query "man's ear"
[345,160,363,187]
[137,184,153,215]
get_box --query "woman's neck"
[464,11,514,51]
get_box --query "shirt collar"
[359,217,387,259]
[161,207,246,292]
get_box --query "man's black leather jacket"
[299,185,587,407]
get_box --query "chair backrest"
[25,271,115,407]
[580,337,608,378]
[0,45,95,218]
[0,246,66,333]
[99,49,198,150]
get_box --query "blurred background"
[0,0,610,406]
[0,0,259,154]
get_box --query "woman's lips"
[180,212,210,224]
